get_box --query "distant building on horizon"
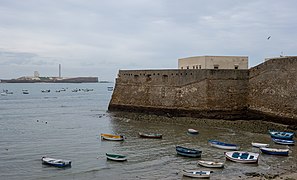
[178,55,248,70]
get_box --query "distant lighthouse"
[59,64,61,78]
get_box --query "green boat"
[106,153,127,161]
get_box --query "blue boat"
[269,130,294,140]
[260,147,289,156]
[272,138,295,145]
[176,146,202,157]
[208,140,240,150]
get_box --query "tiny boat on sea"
[225,151,259,163]
[187,128,199,134]
[176,146,202,157]
[101,133,124,141]
[138,132,162,139]
[208,140,240,150]
[22,89,29,94]
[106,153,127,161]
[260,147,289,156]
[182,170,211,178]
[41,157,71,168]
[272,138,294,145]
[251,142,269,148]
[269,130,294,140]
[197,160,224,168]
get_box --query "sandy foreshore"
[248,172,297,179]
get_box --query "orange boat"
[101,133,124,141]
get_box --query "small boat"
[22,89,29,94]
[101,133,124,141]
[208,140,240,150]
[251,142,269,148]
[41,89,50,93]
[176,146,202,157]
[187,128,199,134]
[41,157,71,168]
[1,92,7,96]
[260,147,289,156]
[182,170,211,178]
[138,132,162,139]
[106,153,127,161]
[197,160,224,168]
[272,138,295,145]
[225,151,259,163]
[269,130,294,140]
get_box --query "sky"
[0,0,296,81]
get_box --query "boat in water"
[182,170,211,178]
[106,153,127,161]
[208,140,240,150]
[41,157,71,168]
[101,133,124,141]
[260,147,289,156]
[225,151,259,163]
[197,160,224,168]
[176,146,202,157]
[138,132,162,139]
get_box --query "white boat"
[225,151,259,163]
[251,142,269,148]
[208,140,240,150]
[1,92,7,96]
[101,133,124,141]
[198,160,224,168]
[197,160,224,168]
[182,170,211,178]
[187,128,199,134]
[41,157,71,167]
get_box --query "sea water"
[0,83,296,180]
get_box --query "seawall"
[108,57,297,125]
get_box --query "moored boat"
[176,146,202,157]
[101,133,124,141]
[225,151,259,163]
[208,140,240,150]
[106,153,127,161]
[197,160,224,168]
[187,128,199,134]
[269,130,294,140]
[260,147,289,156]
[251,142,269,148]
[272,138,294,145]
[182,170,211,178]
[138,132,162,139]
[41,157,71,168]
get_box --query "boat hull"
[260,147,289,156]
[187,129,199,134]
[272,138,294,145]
[106,153,127,161]
[182,170,210,178]
[101,133,124,141]
[197,160,224,168]
[176,146,202,158]
[41,157,71,168]
[251,142,269,148]
[269,130,294,140]
[209,140,240,150]
[138,132,162,139]
[225,151,259,164]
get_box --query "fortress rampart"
[109,57,297,125]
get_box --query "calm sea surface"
[0,83,296,180]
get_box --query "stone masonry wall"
[109,69,249,119]
[248,57,297,124]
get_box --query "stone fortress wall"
[109,57,297,125]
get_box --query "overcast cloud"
[0,0,296,81]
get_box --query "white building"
[178,56,248,70]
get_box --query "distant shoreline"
[0,77,113,83]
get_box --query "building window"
[199,65,202,69]
[214,65,219,69]
[195,65,198,69]
[193,66,195,69]
[186,66,189,69]
[234,65,239,69]
[181,67,183,69]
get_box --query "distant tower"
[59,64,61,78]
